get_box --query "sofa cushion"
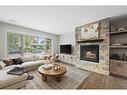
[21,56,34,62]
[0,65,28,88]
[3,65,22,70]
[33,55,39,60]
[12,58,23,65]
[3,59,13,66]
[21,60,45,69]
[34,60,45,65]
[21,61,37,69]
[0,61,6,69]
[38,55,44,60]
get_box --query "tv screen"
[60,45,71,54]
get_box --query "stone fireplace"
[80,45,99,63]
[75,18,110,75]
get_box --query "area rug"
[27,64,90,89]
[27,75,34,80]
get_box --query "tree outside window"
[45,38,52,54]
[7,32,52,57]
[7,32,22,56]
[24,35,33,53]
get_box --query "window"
[7,32,23,57]
[45,38,52,54]
[24,35,33,53]
[7,32,52,58]
[32,37,45,53]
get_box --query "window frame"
[6,29,53,57]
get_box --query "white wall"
[0,22,59,59]
[59,32,75,45]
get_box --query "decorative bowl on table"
[42,64,53,70]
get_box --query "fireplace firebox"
[80,45,99,63]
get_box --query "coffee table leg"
[42,75,47,81]
[56,76,62,82]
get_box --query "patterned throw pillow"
[2,59,13,66]
[12,58,23,65]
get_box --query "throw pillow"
[0,61,6,69]
[12,58,23,65]
[3,59,13,66]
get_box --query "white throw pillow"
[0,61,6,69]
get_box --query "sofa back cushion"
[0,61,6,69]
[21,56,34,62]
[12,58,23,65]
[33,55,39,61]
[38,55,44,60]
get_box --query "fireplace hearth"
[80,45,99,63]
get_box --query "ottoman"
[0,65,28,89]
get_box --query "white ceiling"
[0,6,127,35]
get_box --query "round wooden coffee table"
[38,64,66,82]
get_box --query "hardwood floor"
[79,72,127,89]
[24,62,127,89]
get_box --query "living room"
[1,2,127,94]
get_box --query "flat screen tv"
[60,44,71,54]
